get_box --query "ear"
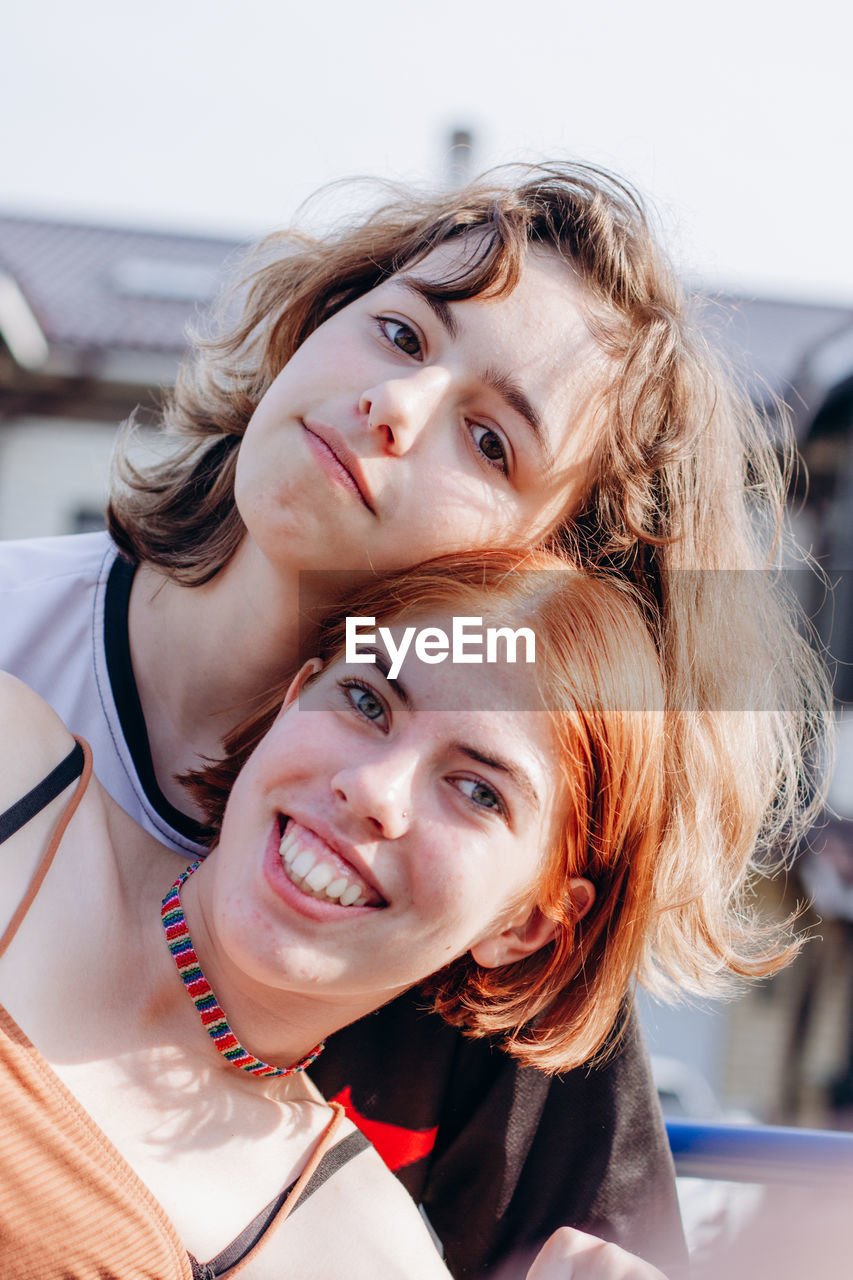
[276,658,324,718]
[469,878,596,969]
[470,907,557,969]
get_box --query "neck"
[128,539,321,817]
[3,781,341,1087]
[173,857,375,1072]
[4,791,187,1066]
[110,813,337,1081]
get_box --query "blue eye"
[341,680,388,729]
[456,776,506,818]
[378,317,423,359]
[469,422,509,476]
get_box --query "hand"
[525,1228,668,1280]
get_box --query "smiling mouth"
[302,423,376,514]
[278,817,386,908]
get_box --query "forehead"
[390,238,596,366]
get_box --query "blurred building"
[0,213,243,538]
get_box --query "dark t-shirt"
[312,994,687,1278]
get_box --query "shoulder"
[0,532,117,728]
[266,1120,451,1280]
[338,1152,449,1278]
[0,530,114,597]
[0,672,77,818]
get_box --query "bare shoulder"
[253,1121,451,1280]
[0,672,77,817]
[325,1134,449,1273]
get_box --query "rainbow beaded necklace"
[161,861,325,1079]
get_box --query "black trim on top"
[188,1130,371,1278]
[0,740,85,845]
[291,1129,371,1207]
[104,555,213,846]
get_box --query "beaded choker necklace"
[161,861,325,1079]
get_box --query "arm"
[0,671,79,935]
[0,671,77,813]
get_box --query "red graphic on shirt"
[330,1085,438,1171]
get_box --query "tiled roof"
[0,211,851,432]
[0,214,245,354]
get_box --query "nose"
[359,366,451,455]
[331,748,417,840]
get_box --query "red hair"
[185,549,797,1073]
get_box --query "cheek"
[257,721,329,782]
[238,349,328,453]
[399,477,526,556]
[411,834,516,939]
[234,396,291,512]
[406,827,473,909]
[230,714,328,811]
[288,317,378,393]
[535,394,608,535]
[243,375,292,440]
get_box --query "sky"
[4,0,852,303]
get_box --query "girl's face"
[234,244,602,579]
[205,618,588,1019]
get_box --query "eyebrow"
[398,276,553,469]
[358,645,412,708]
[481,365,553,470]
[398,277,460,340]
[452,742,541,812]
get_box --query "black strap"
[104,555,213,847]
[290,1128,371,1209]
[189,1130,371,1278]
[0,741,85,845]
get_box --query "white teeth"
[305,863,334,892]
[290,849,316,880]
[278,821,378,908]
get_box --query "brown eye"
[479,432,505,461]
[469,422,509,475]
[380,318,423,359]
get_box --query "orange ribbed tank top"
[0,739,346,1279]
